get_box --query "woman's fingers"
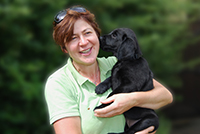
[100,95,115,104]
[94,94,132,117]
[135,126,155,134]
[94,96,119,117]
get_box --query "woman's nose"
[79,36,88,46]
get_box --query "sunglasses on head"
[54,7,86,24]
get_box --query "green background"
[1,0,200,133]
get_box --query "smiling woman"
[45,5,173,134]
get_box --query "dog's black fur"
[94,28,159,134]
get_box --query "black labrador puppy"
[94,28,159,134]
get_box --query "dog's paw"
[95,83,108,94]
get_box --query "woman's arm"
[53,116,82,134]
[136,79,173,109]
[94,79,173,117]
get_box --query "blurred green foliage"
[0,0,200,134]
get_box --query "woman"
[45,6,173,134]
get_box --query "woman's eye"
[85,31,91,35]
[72,36,77,40]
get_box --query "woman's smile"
[80,47,92,55]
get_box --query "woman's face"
[64,19,100,67]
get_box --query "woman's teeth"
[81,48,91,54]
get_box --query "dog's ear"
[122,34,127,42]
[117,36,143,60]
[123,28,143,59]
[134,36,143,59]
[117,38,135,60]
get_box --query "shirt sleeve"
[106,56,118,67]
[45,77,80,124]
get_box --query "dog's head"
[100,28,142,60]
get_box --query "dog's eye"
[111,32,117,39]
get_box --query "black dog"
[94,28,159,134]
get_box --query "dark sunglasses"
[54,7,86,24]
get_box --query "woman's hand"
[94,93,137,117]
[135,126,156,134]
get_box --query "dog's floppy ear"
[123,28,143,59]
[117,35,143,60]
[117,37,136,60]
[134,36,143,59]
[122,34,127,42]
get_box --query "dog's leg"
[95,77,111,94]
[94,77,112,110]
[125,113,159,134]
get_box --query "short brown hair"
[52,6,101,52]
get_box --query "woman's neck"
[72,60,100,85]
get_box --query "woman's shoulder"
[47,64,68,80]
[45,61,75,89]
[45,63,78,97]
[47,58,74,81]
[97,56,117,67]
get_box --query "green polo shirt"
[45,56,125,134]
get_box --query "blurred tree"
[0,0,200,134]
[0,0,69,133]
[93,0,200,88]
